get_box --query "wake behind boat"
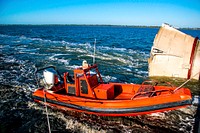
[32,61,192,116]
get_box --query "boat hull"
[32,88,192,116]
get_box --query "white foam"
[58,59,69,65]
[0,34,14,38]
[98,46,126,51]
[18,48,39,54]
[49,54,70,65]
[65,65,80,70]
[101,75,117,82]
[148,112,166,118]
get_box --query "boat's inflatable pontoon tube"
[148,23,200,80]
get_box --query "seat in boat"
[94,84,114,100]
[86,74,114,100]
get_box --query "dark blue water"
[1,25,200,133]
[0,25,200,87]
[0,25,154,86]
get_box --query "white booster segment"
[148,24,200,80]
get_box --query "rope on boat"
[43,85,52,133]
[174,71,200,92]
[34,67,52,133]
[42,79,52,133]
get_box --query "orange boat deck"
[52,82,185,101]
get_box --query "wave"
[49,54,70,65]
[1,33,149,85]
[0,34,14,38]
[0,34,69,45]
[0,55,36,90]
[101,75,117,82]
[18,47,40,54]
[98,46,126,51]
[65,65,81,70]
[0,33,149,59]
[1,33,148,53]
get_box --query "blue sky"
[0,0,200,27]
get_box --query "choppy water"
[0,25,200,132]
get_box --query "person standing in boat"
[82,60,89,69]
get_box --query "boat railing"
[131,80,174,100]
[131,89,173,100]
[141,80,174,87]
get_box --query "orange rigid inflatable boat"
[33,63,192,116]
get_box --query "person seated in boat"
[82,60,89,69]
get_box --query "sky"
[0,0,200,28]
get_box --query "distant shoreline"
[0,24,199,30]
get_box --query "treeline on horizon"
[0,24,199,30]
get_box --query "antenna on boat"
[93,38,96,64]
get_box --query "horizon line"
[0,23,200,30]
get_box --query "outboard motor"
[43,68,59,87]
